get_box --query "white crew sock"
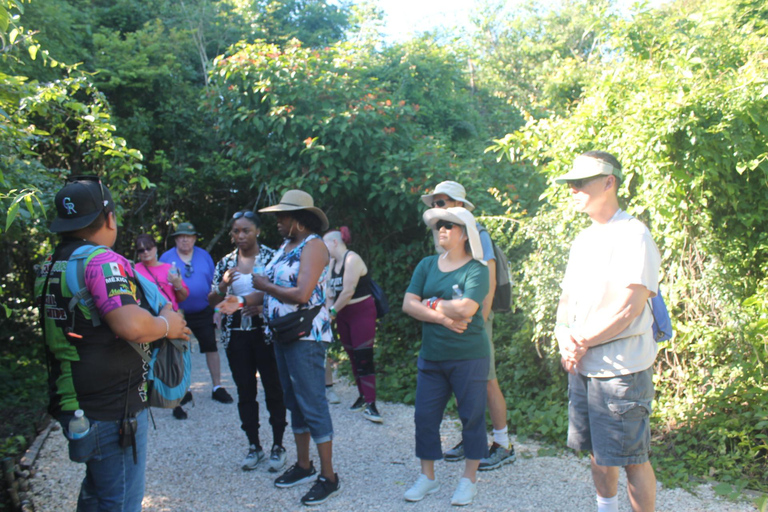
[596,494,619,512]
[492,426,510,449]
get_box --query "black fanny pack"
[268,306,321,344]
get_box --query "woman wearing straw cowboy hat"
[216,190,340,506]
[402,206,490,507]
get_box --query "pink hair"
[327,226,352,244]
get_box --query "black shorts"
[184,307,217,353]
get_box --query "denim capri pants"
[414,356,490,461]
[273,339,334,444]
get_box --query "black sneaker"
[172,406,188,420]
[363,402,382,423]
[275,462,317,488]
[444,441,465,462]
[212,387,234,404]
[301,474,341,506]
[180,390,193,406]
[349,396,366,412]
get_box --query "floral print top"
[264,234,332,343]
[212,245,275,349]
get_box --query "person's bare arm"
[576,285,651,347]
[425,296,481,319]
[403,292,470,334]
[104,303,190,343]
[481,258,496,321]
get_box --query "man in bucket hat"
[420,181,515,472]
[555,151,660,512]
[35,176,190,511]
[161,222,234,406]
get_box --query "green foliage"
[486,0,768,492]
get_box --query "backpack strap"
[65,244,109,328]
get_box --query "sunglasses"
[566,175,606,190]
[233,211,257,220]
[69,175,109,220]
[436,220,460,231]
[184,262,193,278]
[136,246,154,254]
[431,199,447,208]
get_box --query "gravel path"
[29,345,757,511]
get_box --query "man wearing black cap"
[35,176,190,511]
[160,222,233,404]
[555,151,660,512]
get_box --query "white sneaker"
[450,477,477,506]
[241,445,265,471]
[326,387,341,404]
[404,474,440,502]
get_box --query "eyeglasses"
[184,262,193,278]
[436,220,460,231]
[431,199,447,208]
[566,175,606,190]
[233,211,257,220]
[69,175,109,220]
[136,247,154,254]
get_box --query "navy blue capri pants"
[414,356,490,461]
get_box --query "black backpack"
[477,225,512,312]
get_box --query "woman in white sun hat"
[401,206,490,507]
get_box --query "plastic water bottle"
[170,261,179,276]
[68,409,90,439]
[253,264,264,276]
[452,284,463,300]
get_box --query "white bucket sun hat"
[422,207,485,264]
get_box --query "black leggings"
[226,329,287,449]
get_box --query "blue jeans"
[61,408,148,512]
[415,356,490,460]
[273,339,334,444]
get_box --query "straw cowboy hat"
[259,190,329,232]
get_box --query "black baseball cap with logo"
[50,176,114,233]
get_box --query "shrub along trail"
[29,345,756,511]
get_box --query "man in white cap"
[555,151,660,512]
[420,181,515,471]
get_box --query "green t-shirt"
[406,255,490,361]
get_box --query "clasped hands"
[556,327,588,374]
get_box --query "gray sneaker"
[443,441,464,462]
[478,443,516,471]
[241,445,266,471]
[268,444,287,472]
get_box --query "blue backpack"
[65,244,191,409]
[649,287,673,342]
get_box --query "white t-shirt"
[561,209,661,377]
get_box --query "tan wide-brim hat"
[422,207,486,264]
[259,190,329,232]
[420,180,475,212]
